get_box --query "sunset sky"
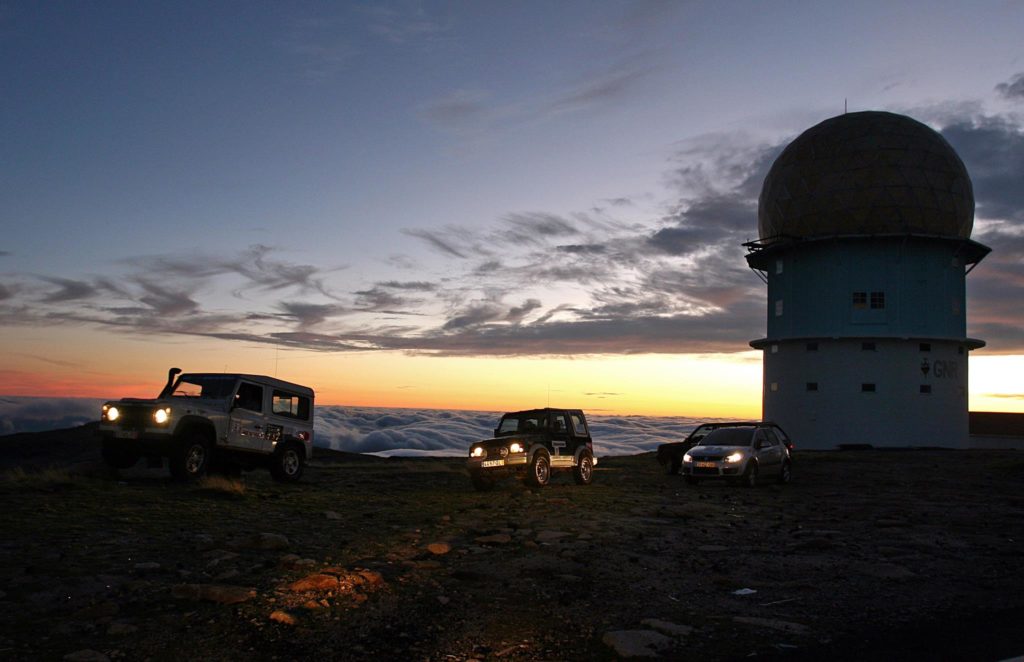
[2,1,1024,418]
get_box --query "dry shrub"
[1,466,79,491]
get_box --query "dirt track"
[1,427,1023,660]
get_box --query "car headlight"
[725,452,744,463]
[682,453,692,463]
[104,406,120,422]
[509,442,523,453]
[153,408,171,425]
[470,446,485,458]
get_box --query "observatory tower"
[745,111,990,449]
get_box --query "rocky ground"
[1,425,1023,661]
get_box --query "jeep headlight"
[725,451,744,463]
[470,446,485,458]
[508,442,523,454]
[104,406,120,422]
[153,408,171,425]
[682,453,692,463]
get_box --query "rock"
[270,609,298,625]
[205,550,240,567]
[640,619,694,637]
[107,622,139,636]
[324,510,343,520]
[355,569,385,587]
[171,583,256,604]
[733,616,810,635]
[193,534,215,550]
[252,533,290,550]
[427,542,452,555]
[475,534,513,545]
[63,651,109,662]
[133,562,161,572]
[602,630,673,657]
[437,595,450,605]
[288,574,339,592]
[536,531,571,543]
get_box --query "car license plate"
[481,459,504,468]
[115,430,140,439]
[695,461,716,468]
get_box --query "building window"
[770,382,779,392]
[920,385,932,394]
[806,342,818,351]
[852,292,867,309]
[775,299,783,317]
[806,382,818,392]
[862,342,876,351]
[870,291,885,309]
[775,259,783,274]
[770,344,779,354]
[861,383,876,393]
[919,343,931,352]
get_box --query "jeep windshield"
[169,375,237,399]
[697,428,755,447]
[496,414,545,436]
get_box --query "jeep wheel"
[525,451,551,488]
[740,461,758,488]
[270,442,305,482]
[102,442,139,470]
[573,452,594,485]
[470,471,495,492]
[169,433,211,481]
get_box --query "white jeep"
[99,368,315,482]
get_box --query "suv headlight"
[725,451,744,463]
[508,442,523,454]
[103,406,119,422]
[682,453,692,463]
[470,446,485,458]
[153,408,171,425]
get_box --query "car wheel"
[684,475,699,486]
[102,442,139,470]
[270,442,305,482]
[525,451,551,488]
[778,460,792,484]
[169,433,211,481]
[573,452,594,485]
[741,461,758,488]
[470,471,495,492]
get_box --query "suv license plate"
[695,461,716,468]
[115,430,140,439]
[481,459,505,468]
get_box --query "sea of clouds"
[0,396,712,456]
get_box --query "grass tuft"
[1,466,79,491]
[197,474,247,497]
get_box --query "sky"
[2,1,1024,418]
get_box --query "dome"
[758,111,974,240]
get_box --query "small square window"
[919,343,931,352]
[870,291,885,309]
[806,382,818,392]
[775,259,783,274]
[852,292,867,309]
[775,299,784,317]
[862,342,876,351]
[770,344,779,354]
[861,383,876,393]
[770,382,779,392]
[920,385,932,394]
[806,342,818,351]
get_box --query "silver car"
[681,425,792,487]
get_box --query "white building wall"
[762,339,969,449]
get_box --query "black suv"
[657,421,793,475]
[467,408,596,490]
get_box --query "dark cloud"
[500,212,579,244]
[942,118,1024,224]
[441,302,504,331]
[278,302,348,328]
[377,280,437,291]
[546,61,656,114]
[995,72,1024,100]
[0,283,14,300]
[402,228,470,259]
[137,281,198,316]
[505,299,542,324]
[39,277,100,303]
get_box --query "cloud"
[39,277,100,303]
[402,228,471,259]
[995,72,1024,100]
[546,60,656,115]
